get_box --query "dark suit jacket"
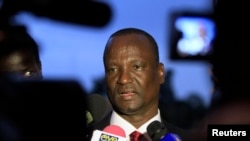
[86,111,192,141]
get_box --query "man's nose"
[117,70,132,85]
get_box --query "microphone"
[0,0,112,27]
[147,120,182,141]
[86,94,112,126]
[91,125,126,141]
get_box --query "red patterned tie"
[130,131,142,141]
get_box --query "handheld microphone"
[0,0,112,27]
[91,125,126,141]
[86,94,112,126]
[147,120,182,141]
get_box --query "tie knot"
[130,131,143,141]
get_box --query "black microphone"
[147,120,182,141]
[86,94,112,126]
[0,0,112,27]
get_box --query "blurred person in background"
[0,24,43,80]
[187,0,250,140]
[0,21,43,141]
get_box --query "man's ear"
[158,63,165,84]
[38,60,42,70]
[38,60,43,79]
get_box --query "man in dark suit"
[87,27,190,141]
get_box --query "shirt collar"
[110,109,162,140]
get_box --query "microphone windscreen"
[0,0,112,27]
[147,120,168,141]
[90,125,126,141]
[103,125,126,137]
[162,134,182,141]
[86,94,112,124]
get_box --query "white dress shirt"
[110,109,162,141]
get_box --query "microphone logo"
[86,110,94,125]
[100,133,119,141]
[90,125,126,141]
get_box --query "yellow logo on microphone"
[99,133,119,141]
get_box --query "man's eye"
[23,71,33,77]
[107,68,117,73]
[21,71,42,80]
[134,65,142,70]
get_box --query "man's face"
[104,34,165,115]
[0,50,42,80]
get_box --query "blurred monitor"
[169,11,216,61]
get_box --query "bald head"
[103,28,159,65]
